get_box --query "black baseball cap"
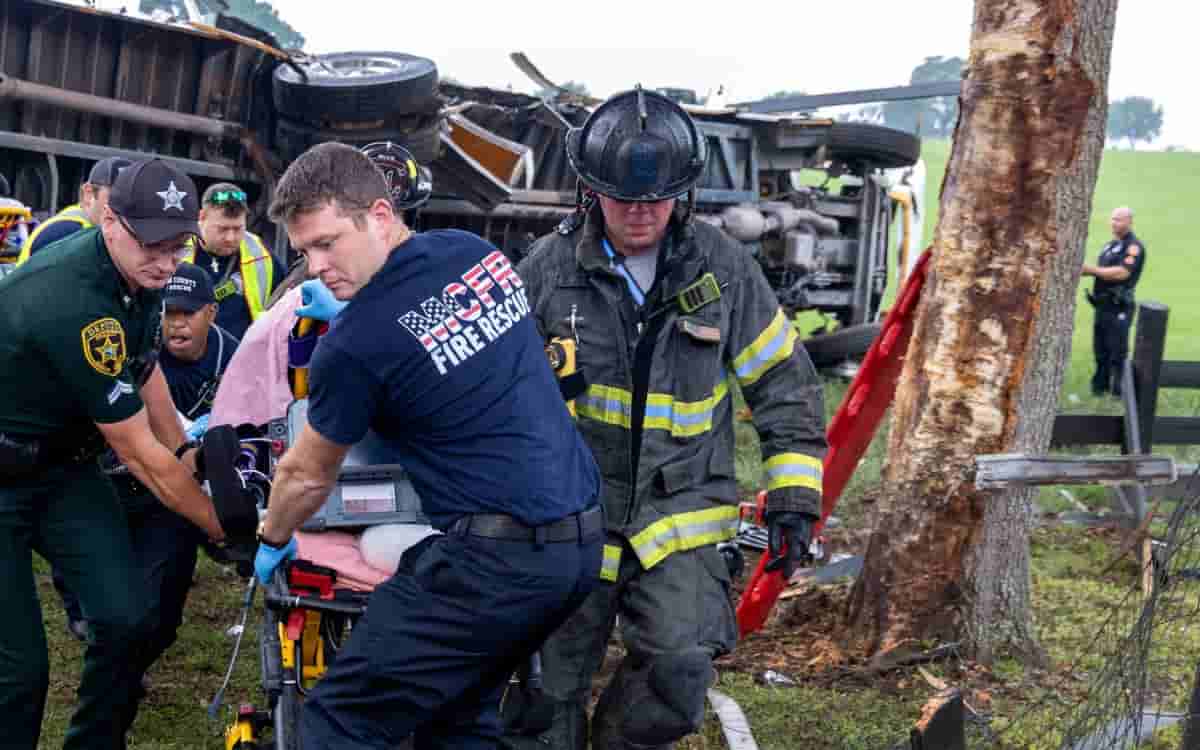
[108,158,200,245]
[87,157,132,188]
[163,262,215,312]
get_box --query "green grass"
[32,143,1200,748]
[916,139,1200,402]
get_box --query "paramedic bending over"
[252,141,604,750]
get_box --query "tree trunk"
[846,0,1118,666]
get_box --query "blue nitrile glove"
[185,413,210,441]
[297,279,348,321]
[254,536,298,584]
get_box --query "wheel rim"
[305,55,424,80]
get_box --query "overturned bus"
[0,0,928,365]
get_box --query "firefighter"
[253,142,603,749]
[182,182,285,339]
[506,87,828,750]
[0,158,256,750]
[17,156,132,262]
[1082,206,1146,397]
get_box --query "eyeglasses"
[118,216,191,262]
[206,189,247,206]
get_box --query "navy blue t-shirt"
[159,324,238,419]
[307,229,599,530]
[25,220,87,257]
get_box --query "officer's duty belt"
[449,505,603,543]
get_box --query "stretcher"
[215,401,549,749]
[209,401,432,750]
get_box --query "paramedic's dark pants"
[301,514,603,750]
[0,462,151,750]
[115,491,202,736]
[1092,304,1134,396]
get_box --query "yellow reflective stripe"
[629,506,739,570]
[580,381,729,438]
[764,452,823,493]
[644,378,730,437]
[240,232,273,320]
[600,544,622,582]
[576,384,633,428]
[17,205,91,265]
[732,309,797,387]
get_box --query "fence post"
[1132,302,1168,452]
[1181,661,1200,750]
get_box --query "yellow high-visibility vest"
[17,204,92,265]
[183,232,274,321]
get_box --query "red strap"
[736,248,933,638]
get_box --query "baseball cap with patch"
[87,157,133,188]
[108,158,200,245]
[163,262,215,312]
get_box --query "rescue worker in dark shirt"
[17,156,132,262]
[159,261,240,420]
[0,158,254,750]
[253,142,603,749]
[1082,206,1146,397]
[181,182,284,340]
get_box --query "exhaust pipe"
[0,74,243,141]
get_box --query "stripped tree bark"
[846,0,1119,666]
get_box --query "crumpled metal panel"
[0,0,268,167]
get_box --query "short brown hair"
[269,142,390,226]
[201,182,249,218]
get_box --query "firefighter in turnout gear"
[1082,206,1146,397]
[506,87,828,750]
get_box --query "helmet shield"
[566,87,707,202]
[360,141,433,211]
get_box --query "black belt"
[449,505,603,543]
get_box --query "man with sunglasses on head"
[0,158,257,750]
[17,156,132,263]
[181,182,284,340]
[507,87,828,750]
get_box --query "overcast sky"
[268,0,1196,150]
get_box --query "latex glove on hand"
[297,279,347,321]
[254,535,298,585]
[765,511,817,581]
[185,413,210,441]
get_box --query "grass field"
[31,142,1200,749]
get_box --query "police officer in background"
[253,141,603,749]
[1083,206,1146,397]
[507,87,828,750]
[182,182,284,339]
[17,156,132,262]
[0,158,254,749]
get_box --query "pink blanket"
[210,285,303,428]
[294,530,392,592]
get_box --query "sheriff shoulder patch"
[82,317,127,376]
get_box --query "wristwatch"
[174,440,198,460]
[256,519,292,549]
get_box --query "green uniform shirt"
[0,227,161,443]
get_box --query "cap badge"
[157,181,188,212]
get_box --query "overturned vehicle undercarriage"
[0,0,925,366]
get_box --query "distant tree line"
[139,0,305,48]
